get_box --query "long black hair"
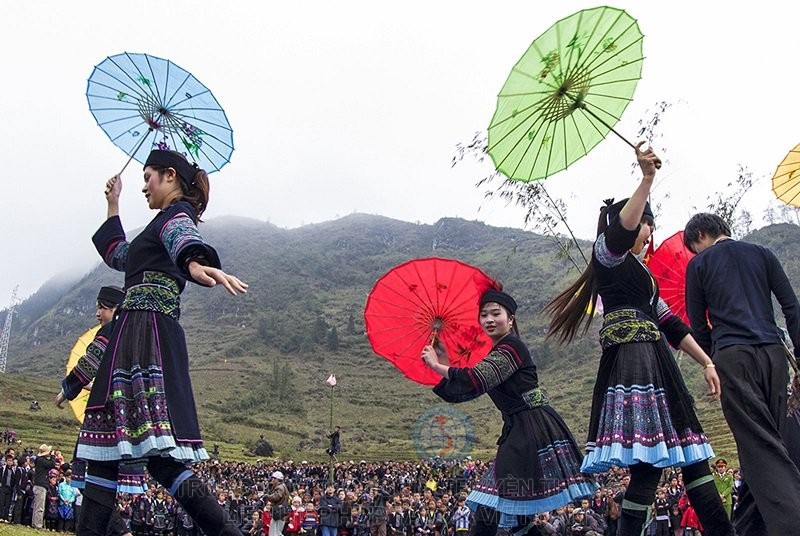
[543,200,616,344]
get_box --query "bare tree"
[453,131,587,273]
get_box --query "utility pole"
[0,285,20,374]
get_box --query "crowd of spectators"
[0,434,743,536]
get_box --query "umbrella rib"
[573,7,626,74]
[574,14,640,75]
[144,54,164,112]
[583,29,643,75]
[587,76,643,91]
[373,276,438,321]
[120,53,160,106]
[504,104,551,179]
[519,101,563,179]
[89,67,150,103]
[585,59,644,88]
[373,277,435,311]
[435,264,478,327]
[567,109,590,156]
[97,114,151,127]
[409,261,443,323]
[366,297,437,321]
[192,137,229,171]
[562,7,594,80]
[490,94,563,172]
[89,57,149,99]
[107,121,149,143]
[167,110,235,135]
[169,88,212,110]
[525,98,565,179]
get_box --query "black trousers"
[0,486,12,520]
[716,344,800,535]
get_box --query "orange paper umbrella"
[66,325,101,423]
[773,143,800,207]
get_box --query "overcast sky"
[2,1,799,305]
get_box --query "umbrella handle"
[578,102,662,169]
[118,129,153,175]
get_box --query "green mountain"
[4,215,799,463]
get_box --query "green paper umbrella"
[488,6,644,182]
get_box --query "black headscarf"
[97,286,125,308]
[479,289,517,315]
[144,150,198,191]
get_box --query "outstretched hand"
[188,262,249,295]
[635,141,662,177]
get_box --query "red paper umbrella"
[364,257,498,385]
[646,230,696,325]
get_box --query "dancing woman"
[76,150,248,536]
[545,143,733,536]
[422,288,595,536]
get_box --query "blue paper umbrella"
[87,52,234,173]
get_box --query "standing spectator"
[684,211,800,535]
[44,472,60,531]
[230,490,248,528]
[568,509,601,535]
[131,493,146,536]
[302,502,319,536]
[165,494,177,536]
[664,477,682,508]
[259,503,272,536]
[11,455,31,525]
[57,471,77,532]
[369,487,392,536]
[449,498,469,536]
[285,496,306,535]
[0,453,17,522]
[431,502,449,536]
[32,444,56,529]
[320,485,343,536]
[267,471,290,536]
[243,510,263,536]
[414,506,433,536]
[710,459,733,519]
[153,490,168,536]
[73,485,83,530]
[176,502,196,536]
[118,495,134,535]
[678,494,701,536]
[142,488,156,536]
[388,503,405,536]
[668,504,682,536]
[652,489,670,536]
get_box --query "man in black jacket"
[684,213,800,535]
[11,456,31,525]
[31,445,56,529]
[0,453,17,522]
[319,485,343,536]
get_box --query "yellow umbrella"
[772,143,800,207]
[65,325,101,424]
